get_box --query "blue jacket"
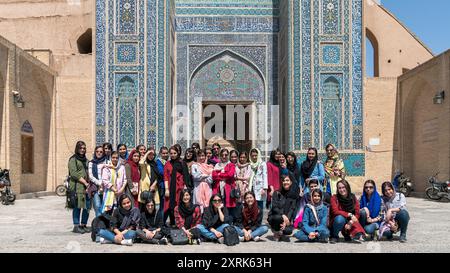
[300,161,326,190]
[301,204,329,234]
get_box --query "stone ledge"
[17,191,56,200]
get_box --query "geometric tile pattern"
[96,0,365,175]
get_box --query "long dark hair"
[74,141,86,156]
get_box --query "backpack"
[223,225,239,246]
[90,213,111,242]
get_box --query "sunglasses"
[212,199,222,203]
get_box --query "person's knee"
[260,225,269,233]
[398,210,410,221]
[334,216,346,225]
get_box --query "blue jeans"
[257,201,264,211]
[383,209,410,238]
[294,227,330,242]
[92,192,103,218]
[196,224,230,240]
[98,229,137,243]
[234,225,269,239]
[331,215,347,238]
[359,209,379,236]
[72,194,91,225]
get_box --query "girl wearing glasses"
[359,180,382,240]
[196,194,232,244]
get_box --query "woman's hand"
[244,230,251,241]
[214,230,223,238]
[351,216,358,223]
[145,230,155,239]
[184,229,192,239]
[114,233,124,243]
[308,232,316,240]
[344,224,351,230]
[165,189,170,198]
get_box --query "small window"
[21,135,34,174]
[77,29,92,54]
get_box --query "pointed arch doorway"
[190,50,265,152]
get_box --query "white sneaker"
[217,237,224,244]
[121,239,133,246]
[239,236,244,242]
[99,237,112,244]
[254,236,261,242]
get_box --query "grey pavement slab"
[0,196,449,253]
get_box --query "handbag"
[230,187,241,199]
[87,182,98,198]
[170,229,189,245]
[66,179,78,209]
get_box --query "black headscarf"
[336,180,356,214]
[90,147,106,180]
[301,148,318,180]
[70,141,88,170]
[117,195,140,230]
[269,149,280,167]
[183,148,197,163]
[178,190,198,229]
[146,150,163,183]
[280,175,300,200]
[169,155,192,210]
[286,152,300,181]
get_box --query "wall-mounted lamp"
[12,90,25,108]
[433,91,445,105]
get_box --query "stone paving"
[0,196,449,253]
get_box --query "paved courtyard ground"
[0,195,449,253]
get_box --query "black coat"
[268,190,299,223]
[202,206,232,229]
[139,211,164,230]
[111,208,140,231]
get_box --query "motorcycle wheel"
[425,187,442,200]
[7,193,16,203]
[398,186,411,197]
[55,185,67,197]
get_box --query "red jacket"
[174,205,202,229]
[212,163,237,208]
[330,195,365,237]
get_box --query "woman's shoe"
[72,225,85,234]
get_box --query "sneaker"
[158,237,168,245]
[99,237,112,244]
[121,239,133,246]
[72,225,85,234]
[217,237,224,244]
[399,235,407,243]
[253,236,261,242]
[329,237,338,244]
[239,236,245,242]
[196,238,202,245]
[319,237,329,244]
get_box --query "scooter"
[393,170,413,197]
[55,176,70,197]
[0,168,16,205]
[425,172,450,201]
